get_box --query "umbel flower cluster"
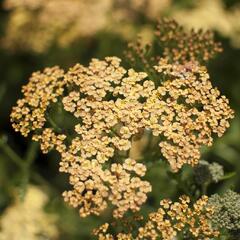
[11,54,233,218]
[93,195,219,239]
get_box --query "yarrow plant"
[10,19,235,239]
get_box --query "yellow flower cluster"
[11,56,233,217]
[93,195,219,240]
[115,0,171,20]
[61,157,150,218]
[2,0,173,53]
[125,18,222,77]
[11,66,65,137]
[172,0,240,48]
[3,0,112,52]
[151,59,234,171]
[0,186,58,240]
[3,0,239,54]
[155,18,223,63]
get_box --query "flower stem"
[20,141,39,200]
[24,141,39,167]
[201,182,209,195]
[0,136,24,169]
[0,136,39,200]
[46,113,62,133]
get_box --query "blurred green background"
[0,0,240,239]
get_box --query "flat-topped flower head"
[11,56,234,218]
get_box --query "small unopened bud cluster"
[93,195,219,240]
[208,190,240,232]
[194,160,224,184]
[11,56,233,218]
